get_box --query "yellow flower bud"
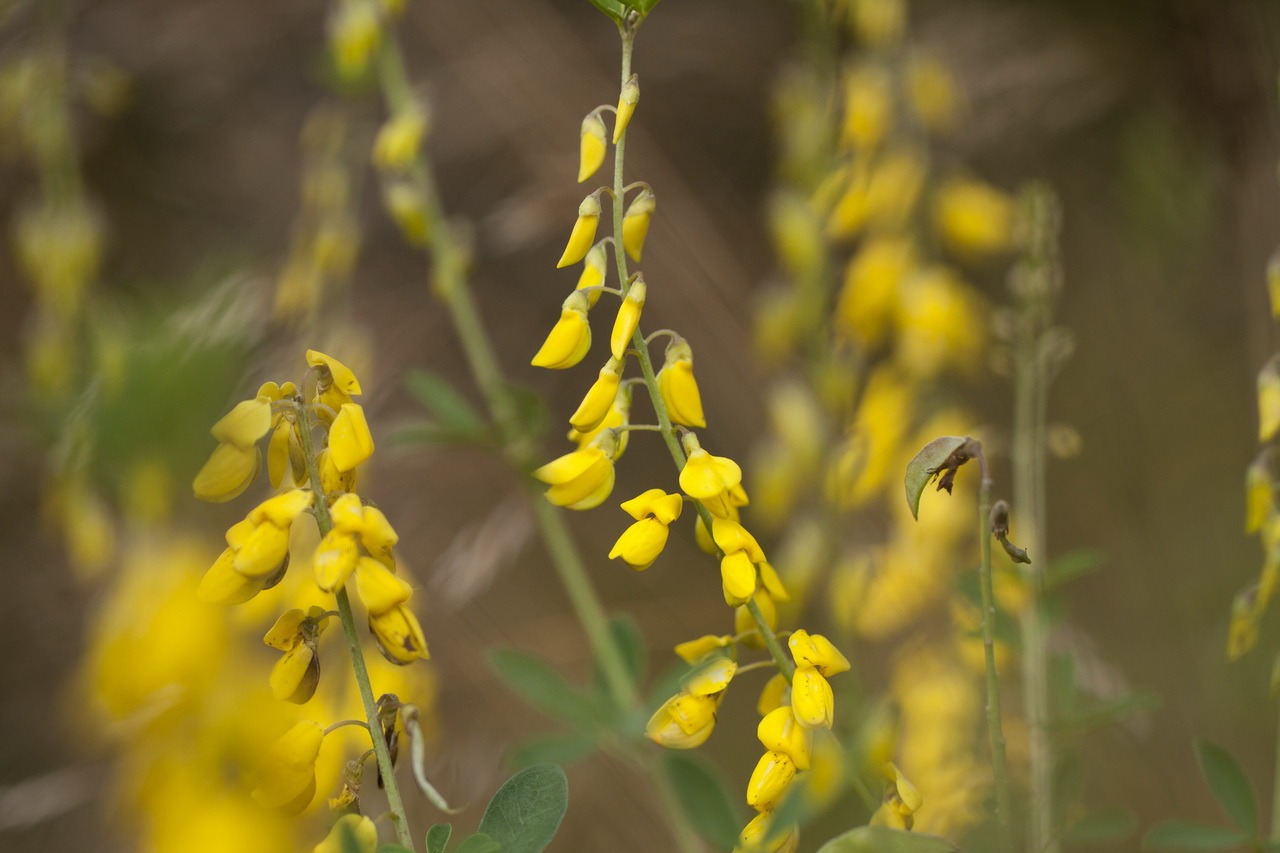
[372,107,428,173]
[746,751,796,810]
[369,603,430,664]
[621,189,655,262]
[757,672,789,716]
[684,654,738,696]
[315,814,378,853]
[613,73,639,143]
[1248,453,1275,534]
[355,555,414,615]
[532,434,618,510]
[569,383,631,452]
[610,277,646,361]
[757,707,811,771]
[211,398,273,448]
[314,529,361,592]
[679,436,743,500]
[317,448,357,494]
[252,720,325,811]
[532,291,593,370]
[267,420,297,489]
[193,442,260,502]
[234,521,291,579]
[1262,357,1280,442]
[328,0,380,80]
[557,194,602,268]
[657,338,706,428]
[736,590,777,648]
[934,177,1014,257]
[721,551,758,607]
[609,517,670,570]
[329,492,367,531]
[694,513,716,554]
[788,630,851,677]
[791,665,834,728]
[329,403,375,472]
[646,692,718,749]
[270,641,320,704]
[674,634,732,665]
[869,762,922,831]
[758,561,790,602]
[570,358,623,432]
[577,243,608,307]
[578,113,608,183]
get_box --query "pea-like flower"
[757,706,811,771]
[197,489,315,605]
[372,107,428,173]
[610,277,647,361]
[328,402,375,472]
[194,380,303,501]
[314,814,378,853]
[645,691,722,749]
[712,517,766,607]
[746,750,797,810]
[576,243,608,307]
[869,762,923,831]
[569,383,631,456]
[264,606,329,704]
[679,434,743,502]
[532,431,619,510]
[569,357,623,433]
[608,488,683,570]
[578,113,607,183]
[621,188,655,262]
[314,494,401,591]
[369,603,430,665]
[735,810,799,853]
[252,719,325,812]
[657,337,706,428]
[791,665,834,729]
[674,633,733,665]
[306,349,363,413]
[787,629,851,677]
[557,193,602,268]
[532,291,593,370]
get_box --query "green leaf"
[586,0,627,21]
[1045,548,1104,589]
[626,0,662,14]
[490,648,601,731]
[509,732,597,769]
[425,824,452,853]
[904,436,969,520]
[594,615,646,697]
[1141,821,1249,850]
[478,764,569,853]
[816,826,960,853]
[646,660,692,711]
[660,752,742,850]
[453,833,501,853]
[1196,740,1258,833]
[404,371,489,444]
[1063,809,1139,843]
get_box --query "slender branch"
[297,391,416,851]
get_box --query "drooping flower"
[263,606,329,704]
[532,291,593,370]
[679,434,743,501]
[252,720,325,812]
[610,276,647,360]
[608,488,683,570]
[569,357,623,433]
[557,193,602,268]
[869,762,924,831]
[532,431,619,510]
[657,337,706,428]
[791,665,834,728]
[314,814,378,853]
[578,112,607,183]
[746,751,797,810]
[613,73,639,143]
[369,603,430,664]
[646,691,721,749]
[621,188,655,262]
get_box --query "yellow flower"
[328,0,380,79]
[646,692,720,749]
[329,403,375,472]
[577,243,608,307]
[788,630,851,677]
[315,814,378,853]
[791,665,834,728]
[679,435,743,500]
[578,113,608,183]
[369,603,430,664]
[252,720,325,812]
[757,672,789,716]
[314,527,360,591]
[609,488,683,570]
[866,149,927,232]
[210,398,273,448]
[894,266,985,378]
[870,762,923,830]
[372,107,428,173]
[532,291,593,369]
[234,490,313,578]
[746,751,797,810]
[613,73,639,143]
[264,607,328,704]
[621,189,655,262]
[383,180,430,247]
[757,706,811,770]
[557,193,602,268]
[1261,357,1280,442]
[360,504,400,569]
[934,177,1013,257]
[570,358,623,432]
[684,654,738,696]
[532,432,618,510]
[193,441,261,503]
[197,547,276,604]
[721,551,759,607]
[674,634,732,664]
[1248,453,1275,534]
[569,383,631,453]
[354,555,414,615]
[610,277,647,360]
[317,448,357,494]
[736,810,799,853]
[835,237,914,348]
[657,337,706,428]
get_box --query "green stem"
[974,443,1015,853]
[298,391,416,851]
[1272,702,1280,842]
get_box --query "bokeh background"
[5,0,1280,850]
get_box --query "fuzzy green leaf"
[1063,809,1138,843]
[425,824,452,853]
[904,436,968,520]
[478,764,569,853]
[816,826,960,853]
[1196,740,1258,833]
[1142,821,1249,850]
[490,648,601,731]
[453,834,501,853]
[660,752,742,850]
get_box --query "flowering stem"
[974,442,1015,853]
[297,392,416,851]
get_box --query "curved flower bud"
[576,243,608,307]
[674,634,732,665]
[193,442,260,503]
[791,665,834,728]
[556,194,602,268]
[354,555,414,615]
[359,504,399,569]
[610,277,646,361]
[646,692,719,749]
[788,630,851,677]
[532,433,618,510]
[233,521,291,579]
[315,814,378,853]
[249,488,314,527]
[613,73,639,144]
[369,603,430,664]
[657,337,706,428]
[198,547,272,605]
[569,382,631,453]
[757,707,811,771]
[569,357,623,432]
[578,112,608,183]
[712,517,766,562]
[329,403,375,472]
[328,492,366,531]
[746,751,797,810]
[267,419,299,489]
[679,435,743,500]
[211,398,273,448]
[621,188,655,262]
[869,762,923,831]
[683,654,738,697]
[252,720,325,811]
[532,291,593,370]
[721,550,759,607]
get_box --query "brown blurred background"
[5,0,1280,850]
